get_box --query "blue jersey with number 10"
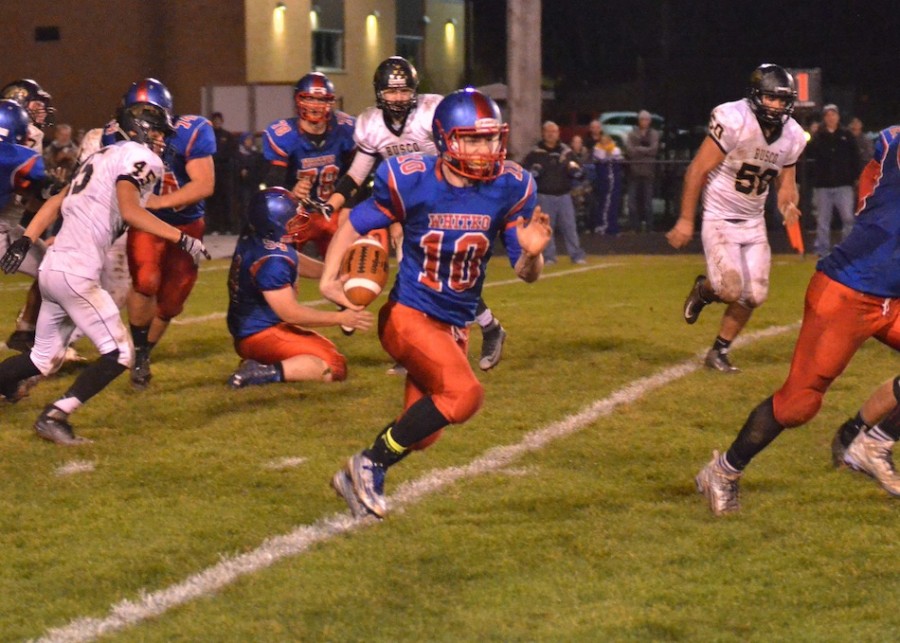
[349,154,536,327]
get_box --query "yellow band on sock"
[383,427,406,455]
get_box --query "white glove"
[178,233,211,263]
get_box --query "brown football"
[340,235,390,306]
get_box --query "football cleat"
[478,321,507,371]
[5,329,35,353]
[346,452,387,518]
[831,417,861,469]
[843,431,900,497]
[34,405,91,446]
[683,274,710,324]
[695,450,742,515]
[705,348,740,374]
[228,359,281,389]
[331,469,377,519]
[131,348,152,389]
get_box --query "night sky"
[471,1,900,131]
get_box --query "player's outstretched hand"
[779,201,801,227]
[0,237,32,274]
[178,233,211,263]
[516,206,552,257]
[320,272,357,310]
[338,307,374,333]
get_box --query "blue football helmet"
[247,187,311,245]
[748,64,796,126]
[432,88,509,181]
[117,78,176,156]
[294,72,335,124]
[1,79,54,131]
[0,99,30,144]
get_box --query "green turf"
[1,253,898,641]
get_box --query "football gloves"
[0,236,32,274]
[178,232,211,263]
[301,198,335,222]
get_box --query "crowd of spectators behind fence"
[50,104,867,254]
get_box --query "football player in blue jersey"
[226,187,373,388]
[262,72,356,258]
[119,79,217,389]
[696,124,900,514]
[0,100,45,212]
[319,88,552,518]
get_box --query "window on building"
[312,0,344,71]
[395,0,425,68]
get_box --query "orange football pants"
[379,300,484,428]
[127,219,205,321]
[773,271,900,427]
[235,322,347,382]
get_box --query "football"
[341,235,390,306]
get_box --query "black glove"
[302,198,335,221]
[0,237,32,274]
[178,232,211,262]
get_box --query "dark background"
[470,0,900,133]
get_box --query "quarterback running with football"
[320,88,552,519]
[335,57,510,373]
[694,122,900,514]
[666,64,806,373]
[0,95,209,444]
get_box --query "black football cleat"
[228,359,281,388]
[131,348,152,390]
[705,348,740,374]
[683,275,710,325]
[479,321,507,371]
[34,405,92,446]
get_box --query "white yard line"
[37,321,798,643]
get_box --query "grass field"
[1,252,899,642]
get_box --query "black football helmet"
[374,56,419,121]
[0,79,54,131]
[748,64,796,126]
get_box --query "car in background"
[599,111,665,148]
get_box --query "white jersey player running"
[334,56,509,373]
[0,101,209,445]
[666,64,806,373]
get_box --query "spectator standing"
[208,111,238,233]
[42,123,78,184]
[568,134,593,232]
[586,119,604,149]
[806,104,860,257]
[521,121,587,264]
[625,110,660,232]
[236,131,265,224]
[849,117,875,166]
[590,133,624,235]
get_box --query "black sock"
[874,404,900,442]
[712,336,732,353]
[366,397,450,469]
[838,412,870,448]
[66,350,127,404]
[273,361,285,382]
[725,396,784,471]
[0,353,41,398]
[131,324,151,350]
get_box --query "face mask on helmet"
[433,89,509,181]
[248,187,309,246]
[117,104,174,157]
[374,57,419,121]
[0,99,30,144]
[294,73,336,124]
[1,79,55,131]
[748,65,796,126]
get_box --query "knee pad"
[773,387,824,428]
[132,265,162,298]
[101,348,131,371]
[717,270,743,303]
[438,380,484,424]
